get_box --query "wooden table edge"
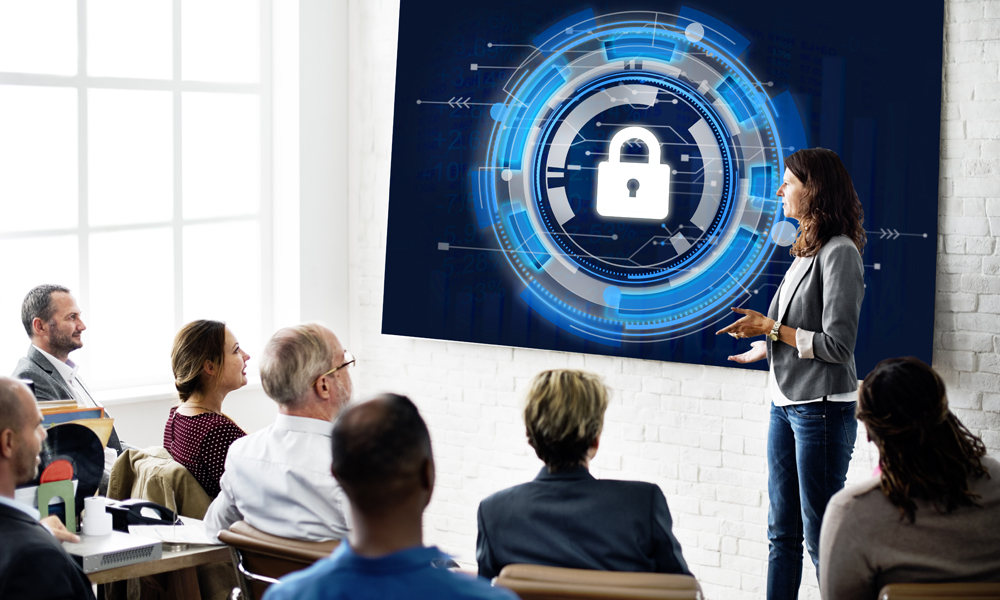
[87,545,231,584]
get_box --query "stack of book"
[39,401,113,447]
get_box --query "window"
[0,0,273,393]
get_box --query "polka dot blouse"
[163,406,246,498]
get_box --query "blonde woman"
[475,369,690,579]
[163,319,249,497]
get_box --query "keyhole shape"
[627,179,640,197]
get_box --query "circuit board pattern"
[469,9,807,345]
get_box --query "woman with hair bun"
[163,320,250,497]
[819,357,1000,599]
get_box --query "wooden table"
[88,544,231,600]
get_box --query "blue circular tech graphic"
[533,71,739,283]
[474,10,791,345]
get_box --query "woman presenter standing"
[717,148,866,599]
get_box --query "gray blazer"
[13,346,78,402]
[766,235,864,402]
[12,346,122,453]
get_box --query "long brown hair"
[857,357,989,523]
[785,148,867,257]
[171,320,227,402]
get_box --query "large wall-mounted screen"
[382,0,943,374]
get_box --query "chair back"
[878,582,1000,599]
[495,564,702,600]
[218,520,339,600]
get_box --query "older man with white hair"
[203,323,354,541]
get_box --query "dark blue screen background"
[382,0,943,376]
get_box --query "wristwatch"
[768,320,781,342]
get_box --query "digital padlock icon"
[596,126,671,220]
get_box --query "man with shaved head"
[204,323,353,542]
[0,377,95,600]
[263,394,517,600]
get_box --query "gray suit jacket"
[13,346,122,453]
[766,235,864,402]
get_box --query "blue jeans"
[766,400,857,600]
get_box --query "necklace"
[180,402,222,416]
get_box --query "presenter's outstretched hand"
[41,515,81,543]
[716,307,775,339]
[728,340,767,364]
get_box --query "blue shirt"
[262,543,518,600]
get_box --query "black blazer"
[476,466,690,579]
[0,502,96,600]
[12,346,122,453]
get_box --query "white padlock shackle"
[607,126,662,165]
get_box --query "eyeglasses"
[311,350,355,387]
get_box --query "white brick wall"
[347,2,1000,598]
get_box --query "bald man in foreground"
[263,394,517,600]
[0,377,95,600]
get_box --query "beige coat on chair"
[108,447,212,519]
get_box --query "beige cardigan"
[819,456,1000,600]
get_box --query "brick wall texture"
[347,2,1000,598]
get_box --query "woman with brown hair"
[718,148,867,598]
[819,358,1000,599]
[163,320,250,497]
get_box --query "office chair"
[494,563,702,600]
[878,582,1000,599]
[219,520,339,600]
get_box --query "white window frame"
[0,0,274,400]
